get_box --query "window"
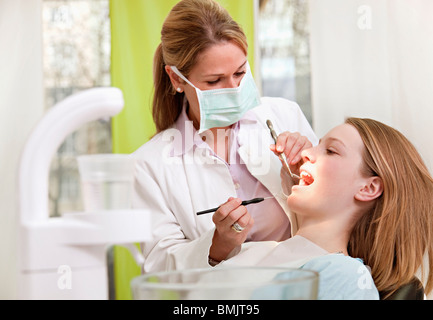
[258,0,312,124]
[42,0,111,217]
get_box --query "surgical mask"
[171,62,261,133]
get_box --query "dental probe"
[196,197,274,215]
[266,119,301,180]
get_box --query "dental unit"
[17,87,151,299]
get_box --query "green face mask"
[171,62,261,133]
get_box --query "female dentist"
[132,0,317,272]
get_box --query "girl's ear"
[355,176,383,202]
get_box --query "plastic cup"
[77,154,135,212]
[130,267,318,300]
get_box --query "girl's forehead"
[323,124,361,145]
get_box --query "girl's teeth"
[300,171,314,185]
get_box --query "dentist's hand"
[209,197,254,263]
[270,131,312,176]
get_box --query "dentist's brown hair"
[347,117,433,298]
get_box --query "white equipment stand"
[17,88,151,299]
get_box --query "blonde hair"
[346,117,433,298]
[152,0,248,133]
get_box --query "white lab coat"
[132,97,318,272]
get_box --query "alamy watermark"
[57,264,72,290]
[357,5,373,30]
[357,265,374,290]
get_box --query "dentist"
[132,0,317,272]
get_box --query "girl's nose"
[301,146,315,163]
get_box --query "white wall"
[309,0,433,172]
[0,0,44,299]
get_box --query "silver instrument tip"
[266,119,273,129]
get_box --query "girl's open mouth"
[299,170,314,186]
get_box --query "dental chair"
[381,277,425,300]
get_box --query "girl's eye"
[326,148,337,155]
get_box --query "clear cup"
[77,154,135,212]
[131,267,318,300]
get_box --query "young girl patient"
[213,118,433,299]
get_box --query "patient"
[213,118,433,299]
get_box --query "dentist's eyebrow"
[203,61,247,77]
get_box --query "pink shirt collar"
[170,100,257,157]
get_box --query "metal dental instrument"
[266,119,300,180]
[196,197,274,215]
